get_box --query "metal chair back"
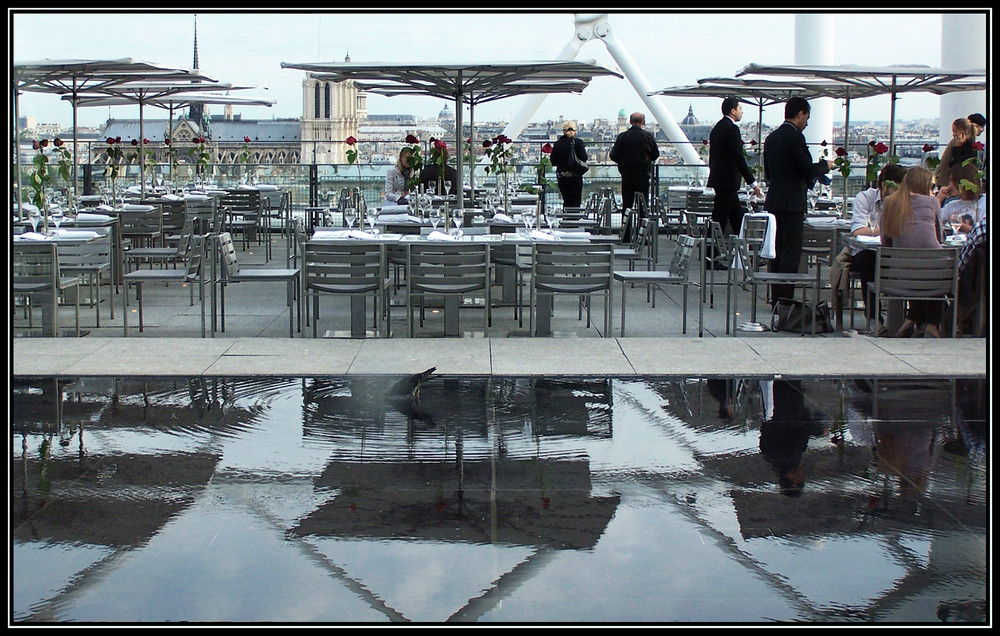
[531,242,614,336]
[872,246,959,336]
[405,242,491,337]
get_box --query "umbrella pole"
[842,98,850,217]
[14,84,23,219]
[455,71,464,211]
[140,99,146,200]
[888,77,897,158]
[468,100,475,206]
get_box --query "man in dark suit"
[762,97,833,304]
[708,97,761,237]
[610,112,660,238]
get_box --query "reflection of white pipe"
[503,14,703,170]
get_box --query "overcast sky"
[11,10,987,131]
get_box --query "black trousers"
[557,175,583,208]
[768,211,804,305]
[620,173,650,213]
[711,188,745,237]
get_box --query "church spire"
[189,14,205,127]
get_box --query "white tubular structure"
[501,13,705,172]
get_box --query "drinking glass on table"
[521,208,536,235]
[428,206,441,230]
[948,211,963,236]
[367,206,380,235]
[51,209,65,234]
[444,180,452,200]
[868,209,878,235]
[344,207,357,229]
[28,208,41,233]
[451,211,463,238]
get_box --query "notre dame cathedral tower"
[300,54,366,164]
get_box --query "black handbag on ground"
[568,140,589,176]
[770,298,835,333]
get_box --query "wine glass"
[28,208,41,234]
[367,206,380,235]
[948,211,963,236]
[428,207,441,230]
[51,209,65,235]
[521,208,536,235]
[451,211,463,238]
[546,206,561,232]
[444,180,452,200]
[868,209,879,235]
[344,207,357,229]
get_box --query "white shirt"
[940,194,987,225]
[849,187,883,255]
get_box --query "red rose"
[32,140,39,150]
[873,142,889,154]
[405,134,419,144]
[39,139,49,148]
[53,138,64,147]
[433,138,447,150]
[131,139,138,146]
[498,134,512,145]
[115,137,122,143]
[244,136,251,143]
[482,140,492,148]
[868,140,875,147]
[143,138,150,145]
[820,140,827,147]
[748,140,756,146]
[165,138,171,145]
[541,143,553,154]
[972,141,985,151]
[922,143,934,152]
[345,135,357,146]
[835,147,848,157]
[106,137,116,145]
[702,139,708,145]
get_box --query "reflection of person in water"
[707,379,734,420]
[758,380,824,497]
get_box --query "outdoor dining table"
[13,230,103,336]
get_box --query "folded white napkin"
[76,212,112,223]
[56,229,100,239]
[856,234,882,245]
[427,230,457,241]
[529,229,557,241]
[96,204,115,212]
[121,204,155,212]
[16,203,40,214]
[161,193,183,201]
[256,184,278,191]
[491,213,514,223]
[377,213,422,223]
[16,232,51,241]
[378,205,411,215]
[312,229,376,240]
[184,194,209,201]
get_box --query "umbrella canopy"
[281,60,623,208]
[736,63,987,152]
[12,58,215,212]
[68,91,275,186]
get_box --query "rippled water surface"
[11,375,988,624]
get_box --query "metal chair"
[57,228,114,326]
[406,242,491,338]
[222,189,269,260]
[122,234,205,335]
[119,207,163,250]
[614,217,655,271]
[869,246,959,338]
[213,232,301,338]
[531,242,614,337]
[304,240,390,338]
[728,235,821,336]
[12,241,81,337]
[615,234,701,336]
[124,217,196,271]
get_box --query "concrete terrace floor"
[11,231,989,380]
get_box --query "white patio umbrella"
[12,58,215,214]
[280,60,623,209]
[736,63,986,153]
[68,91,275,188]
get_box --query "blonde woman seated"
[383,147,415,207]
[880,166,945,338]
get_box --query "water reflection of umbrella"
[736,63,986,154]
[12,58,215,214]
[67,91,275,187]
[280,60,623,208]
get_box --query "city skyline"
[12,11,987,131]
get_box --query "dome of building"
[438,104,453,120]
[618,109,627,118]
[680,104,700,126]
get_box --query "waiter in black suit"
[762,97,833,305]
[708,97,761,237]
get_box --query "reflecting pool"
[11,375,988,624]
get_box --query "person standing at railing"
[762,97,833,306]
[550,120,588,208]
[383,147,415,207]
[610,112,659,241]
[708,97,761,237]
